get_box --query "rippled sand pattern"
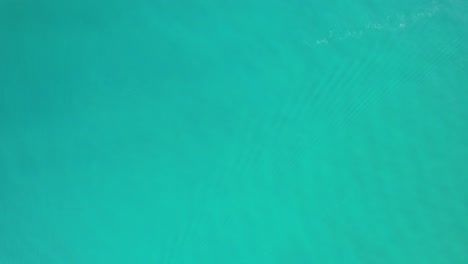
[1,0,467,263]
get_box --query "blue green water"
[1,0,467,263]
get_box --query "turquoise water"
[1,0,467,263]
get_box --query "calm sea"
[1,0,467,263]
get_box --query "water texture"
[1,0,467,263]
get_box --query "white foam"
[306,1,440,47]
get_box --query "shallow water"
[1,0,467,263]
